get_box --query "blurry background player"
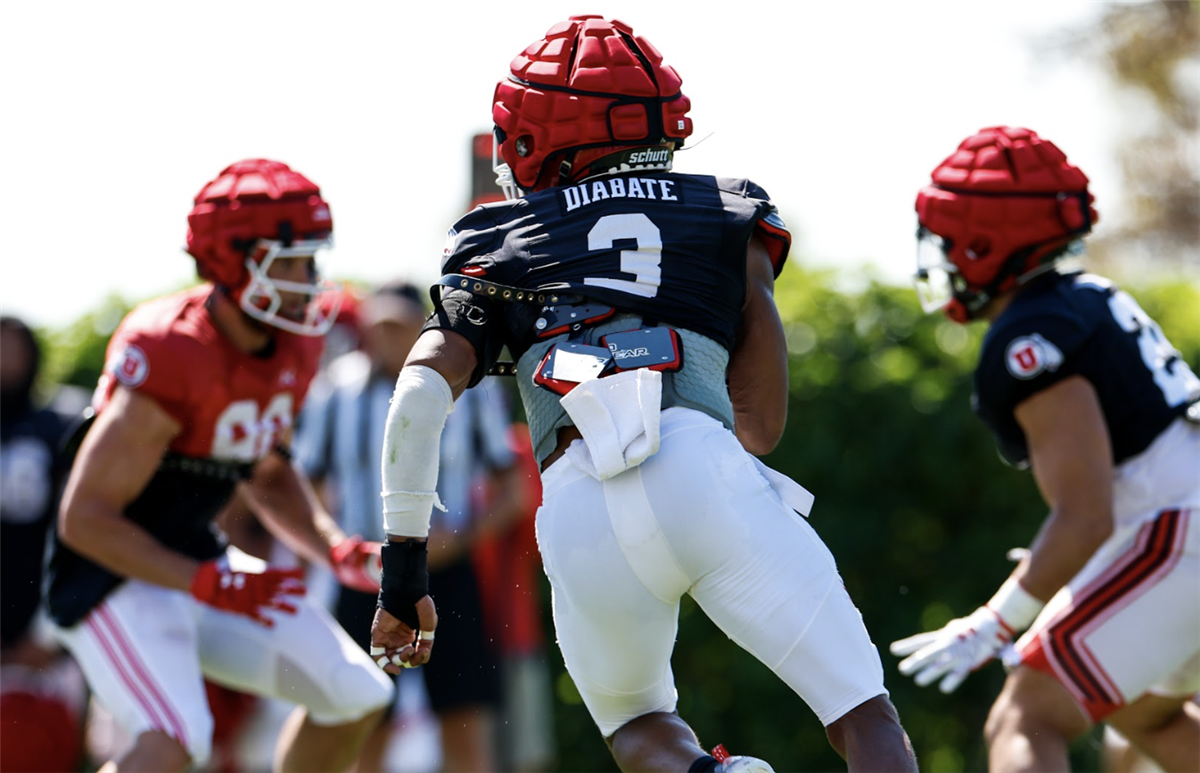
[370,15,918,773]
[0,315,88,773]
[891,126,1200,772]
[165,283,377,773]
[43,158,397,773]
[296,279,524,772]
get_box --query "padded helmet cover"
[493,15,694,191]
[915,126,1097,293]
[186,159,333,290]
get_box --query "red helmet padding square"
[610,103,649,140]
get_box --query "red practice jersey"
[46,285,323,627]
[96,285,322,461]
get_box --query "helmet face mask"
[492,128,521,201]
[186,159,339,336]
[913,226,959,315]
[239,238,341,336]
[912,127,1098,323]
[492,15,693,198]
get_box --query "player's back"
[444,171,786,358]
[439,172,789,465]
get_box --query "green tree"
[39,293,135,394]
[1050,0,1199,275]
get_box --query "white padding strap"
[380,365,454,538]
[750,457,815,517]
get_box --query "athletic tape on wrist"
[370,646,415,670]
[986,576,1044,632]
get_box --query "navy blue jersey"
[974,272,1200,467]
[428,172,790,386]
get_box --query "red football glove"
[190,560,306,627]
[330,536,383,593]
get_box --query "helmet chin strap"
[556,153,575,188]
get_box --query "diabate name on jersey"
[561,176,681,212]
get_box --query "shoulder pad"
[440,206,508,274]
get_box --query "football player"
[370,15,917,773]
[46,159,399,773]
[891,127,1200,772]
[1,315,86,773]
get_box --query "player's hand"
[889,606,1015,694]
[370,596,437,674]
[190,559,305,627]
[330,536,383,593]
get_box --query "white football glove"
[890,577,1044,694]
[889,606,1014,693]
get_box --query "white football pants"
[54,548,394,765]
[537,407,887,737]
[1015,420,1200,721]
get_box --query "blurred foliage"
[40,293,136,393]
[1047,0,1199,274]
[32,265,1198,773]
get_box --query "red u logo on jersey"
[1005,334,1064,380]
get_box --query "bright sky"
[1,0,1127,331]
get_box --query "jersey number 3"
[583,214,662,298]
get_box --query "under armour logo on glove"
[190,559,306,627]
[330,536,383,593]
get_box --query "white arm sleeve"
[380,364,455,538]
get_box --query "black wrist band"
[378,540,430,629]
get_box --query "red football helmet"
[914,126,1098,323]
[492,15,693,198]
[186,159,340,336]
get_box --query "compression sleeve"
[380,365,455,537]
